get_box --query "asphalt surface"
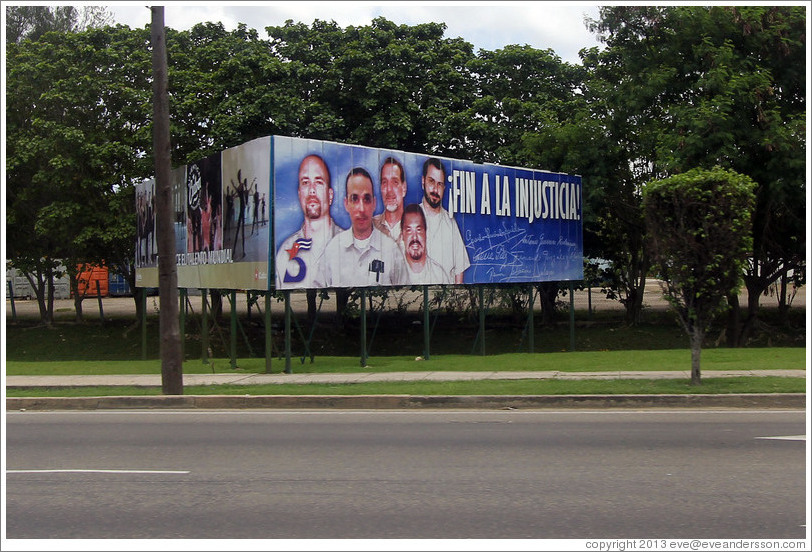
[5,409,807,539]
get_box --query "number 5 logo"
[283,238,312,283]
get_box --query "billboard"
[135,136,271,290]
[273,136,582,289]
[136,135,582,290]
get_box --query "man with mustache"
[372,156,407,244]
[420,157,470,284]
[401,203,450,285]
[314,167,406,287]
[275,154,341,289]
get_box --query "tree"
[643,168,755,385]
[6,24,155,324]
[587,5,806,335]
[262,17,477,153]
[462,44,582,165]
[6,5,112,43]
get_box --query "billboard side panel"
[134,178,158,288]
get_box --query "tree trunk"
[336,288,350,320]
[689,327,703,386]
[777,270,789,326]
[70,272,84,323]
[151,6,183,395]
[725,293,740,347]
[734,278,763,347]
[536,283,559,326]
[210,289,223,319]
[45,268,55,326]
[133,287,145,327]
[25,270,49,325]
[306,289,317,322]
[624,282,645,325]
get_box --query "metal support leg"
[479,285,486,356]
[284,291,292,373]
[423,286,430,360]
[95,280,105,324]
[569,282,575,352]
[179,288,186,360]
[360,288,368,367]
[265,292,272,373]
[8,281,17,322]
[201,288,209,364]
[528,286,535,354]
[230,289,237,369]
[141,289,147,360]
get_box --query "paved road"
[5,409,806,540]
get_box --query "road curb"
[6,393,806,411]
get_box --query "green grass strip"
[5,376,805,398]
[5,348,806,376]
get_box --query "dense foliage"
[5,6,806,333]
[643,168,756,383]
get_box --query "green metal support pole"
[179,288,186,360]
[569,281,575,352]
[141,288,147,360]
[230,289,237,369]
[423,286,430,360]
[95,280,105,324]
[479,285,486,356]
[528,286,535,354]
[360,288,367,367]
[284,291,292,373]
[201,288,209,364]
[264,292,272,373]
[8,281,17,322]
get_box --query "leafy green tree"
[164,22,293,160]
[459,45,586,321]
[6,5,112,43]
[6,5,117,323]
[587,5,805,337]
[263,17,477,153]
[462,44,582,165]
[520,45,646,324]
[643,168,755,384]
[6,25,154,323]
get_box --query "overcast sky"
[106,1,604,64]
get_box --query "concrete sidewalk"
[5,369,806,388]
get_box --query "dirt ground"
[5,279,805,322]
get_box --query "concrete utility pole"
[151,6,183,394]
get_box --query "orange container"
[75,264,109,297]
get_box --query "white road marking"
[754,435,806,441]
[6,469,190,474]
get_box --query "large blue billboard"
[273,136,582,289]
[137,135,582,291]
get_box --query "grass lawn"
[6,303,805,397]
[5,376,806,398]
[5,347,806,376]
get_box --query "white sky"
[105,1,605,64]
